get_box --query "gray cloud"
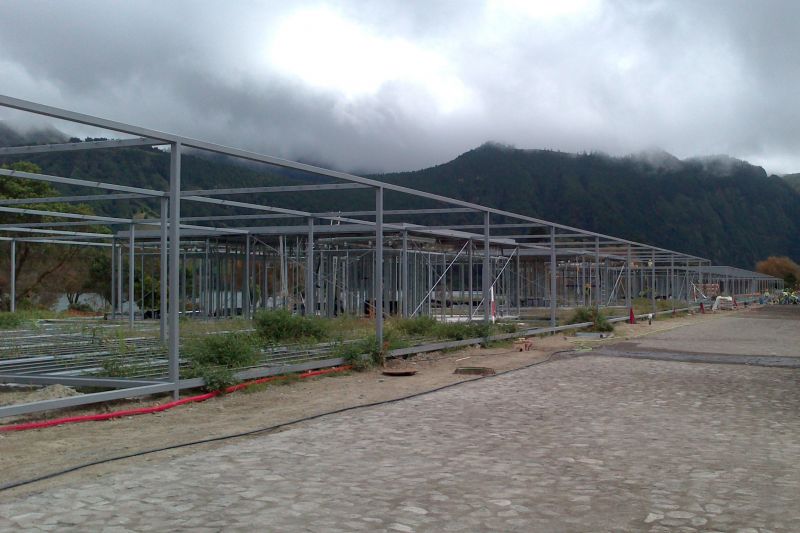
[0,0,798,174]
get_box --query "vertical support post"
[140,252,145,318]
[280,236,288,310]
[483,212,491,323]
[626,245,632,312]
[670,254,675,309]
[685,260,691,307]
[9,240,16,312]
[159,198,168,339]
[244,233,251,320]
[128,223,135,329]
[168,142,181,399]
[305,218,314,316]
[401,230,408,317]
[116,241,123,317]
[550,226,557,327]
[467,240,473,322]
[375,187,384,344]
[516,248,521,318]
[698,260,703,301]
[651,249,656,314]
[204,239,210,317]
[110,237,116,318]
[594,237,601,308]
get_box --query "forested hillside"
[379,144,800,268]
[782,173,800,194]
[2,133,798,268]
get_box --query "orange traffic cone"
[629,307,636,324]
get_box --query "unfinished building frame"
[0,95,784,417]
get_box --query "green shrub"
[0,312,25,329]
[336,330,408,371]
[392,315,439,336]
[568,307,614,333]
[184,332,260,368]
[435,321,494,340]
[182,332,261,392]
[254,309,329,343]
[198,367,238,393]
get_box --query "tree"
[0,161,110,310]
[755,256,800,289]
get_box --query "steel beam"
[0,227,110,238]
[181,183,370,196]
[0,136,162,156]
[0,168,165,197]
[0,192,146,206]
[0,205,131,224]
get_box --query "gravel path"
[1,307,798,532]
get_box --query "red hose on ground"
[0,366,351,432]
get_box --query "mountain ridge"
[1,128,798,269]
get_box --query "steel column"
[626,244,632,312]
[401,230,408,317]
[9,239,15,312]
[550,227,557,327]
[651,249,656,314]
[128,223,135,329]
[159,198,168,338]
[116,240,122,317]
[594,237,600,308]
[110,237,116,318]
[375,187,384,343]
[305,218,314,316]
[244,233,251,319]
[483,212,491,323]
[168,142,181,399]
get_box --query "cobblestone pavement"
[2,352,799,532]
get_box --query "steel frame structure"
[0,95,784,417]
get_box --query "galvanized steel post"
[483,212,491,323]
[401,230,408,317]
[168,142,181,399]
[651,249,656,314]
[550,226,557,327]
[9,239,15,312]
[375,187,384,344]
[305,218,314,316]
[159,197,168,339]
[594,237,600,308]
[244,233,251,319]
[128,223,135,329]
[626,244,632,312]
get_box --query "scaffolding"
[0,95,784,417]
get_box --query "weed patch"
[254,310,329,343]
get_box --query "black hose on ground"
[0,349,576,493]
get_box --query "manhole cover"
[382,369,418,376]
[454,367,496,376]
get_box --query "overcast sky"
[1,0,798,174]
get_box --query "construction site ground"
[1,305,798,531]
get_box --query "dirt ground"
[0,308,740,496]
